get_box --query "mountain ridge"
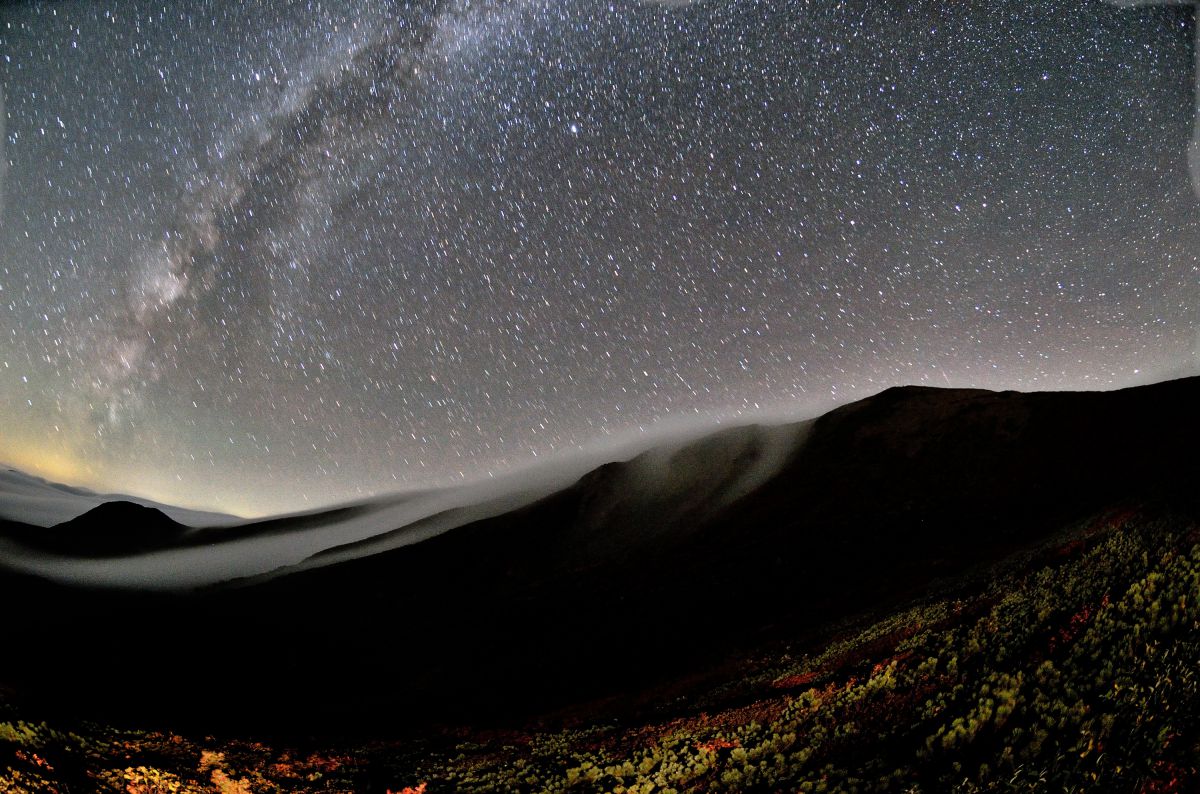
[2,377,1199,733]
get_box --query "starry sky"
[1,0,1198,517]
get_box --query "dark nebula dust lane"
[1,0,1198,515]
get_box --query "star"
[0,0,1196,515]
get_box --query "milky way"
[2,0,1198,515]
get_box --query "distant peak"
[57,500,182,530]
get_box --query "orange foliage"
[696,737,740,753]
[13,749,53,772]
[305,752,348,773]
[773,671,818,689]
[211,768,254,794]
[267,760,303,779]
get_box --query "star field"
[1,0,1198,515]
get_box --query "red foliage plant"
[697,737,740,753]
[772,671,818,690]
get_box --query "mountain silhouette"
[4,501,189,557]
[0,377,1198,734]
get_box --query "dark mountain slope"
[1,378,1198,735]
[693,379,1200,594]
[2,501,189,556]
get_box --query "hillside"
[4,503,1198,792]
[2,378,1200,791]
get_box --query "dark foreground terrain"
[3,378,1200,791]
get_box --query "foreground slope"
[4,502,1198,791]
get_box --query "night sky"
[2,0,1198,516]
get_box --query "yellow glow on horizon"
[124,475,261,519]
[0,439,261,519]
[0,440,98,489]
